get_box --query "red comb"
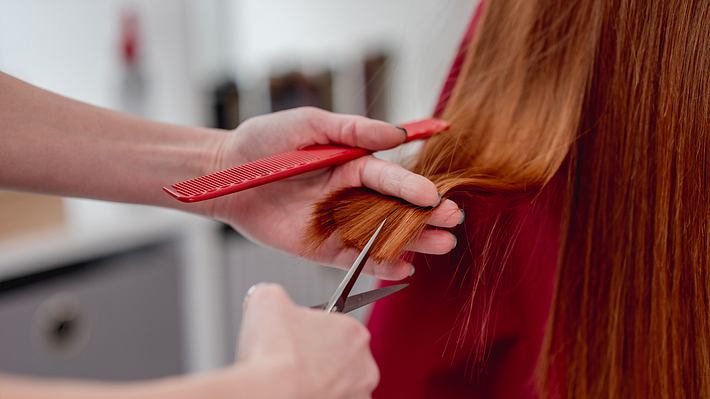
[163,118,450,203]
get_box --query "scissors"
[311,219,409,313]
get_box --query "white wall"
[0,0,201,126]
[0,0,209,224]
[0,0,478,124]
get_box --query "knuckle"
[377,170,389,194]
[350,155,369,176]
[341,317,370,345]
[359,326,372,344]
[397,174,412,199]
[340,118,359,147]
[376,163,395,193]
[297,107,323,126]
[239,116,256,128]
[298,106,321,116]
[365,361,381,391]
[300,107,331,138]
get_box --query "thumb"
[243,283,294,315]
[238,283,293,360]
[307,109,406,151]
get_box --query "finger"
[364,258,415,281]
[354,350,380,395]
[427,199,465,228]
[405,229,457,255]
[304,108,406,151]
[327,243,414,280]
[238,283,293,361]
[343,155,440,207]
[243,283,293,314]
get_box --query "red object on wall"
[120,10,140,66]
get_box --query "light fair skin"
[0,72,462,398]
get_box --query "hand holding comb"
[163,118,450,203]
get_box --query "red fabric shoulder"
[368,4,563,397]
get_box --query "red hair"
[307,0,710,397]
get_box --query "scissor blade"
[324,219,386,313]
[341,283,408,313]
[310,283,409,313]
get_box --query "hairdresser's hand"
[209,107,461,280]
[233,283,378,399]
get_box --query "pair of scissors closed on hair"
[311,219,409,313]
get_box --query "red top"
[367,5,562,398]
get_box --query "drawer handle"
[34,293,90,355]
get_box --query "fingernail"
[458,208,466,225]
[243,283,263,309]
[452,234,458,249]
[433,195,443,208]
[408,266,416,277]
[396,126,408,142]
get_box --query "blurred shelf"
[0,200,219,281]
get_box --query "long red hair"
[307,0,710,397]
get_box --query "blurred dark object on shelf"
[364,52,391,121]
[212,79,240,130]
[270,70,333,112]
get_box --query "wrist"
[177,126,227,182]
[195,129,259,225]
[202,128,231,177]
[155,125,229,217]
[199,359,302,399]
[0,374,140,399]
[243,359,304,399]
[196,128,239,221]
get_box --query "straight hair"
[307,1,710,397]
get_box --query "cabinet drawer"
[0,242,183,381]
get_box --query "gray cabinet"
[0,242,183,381]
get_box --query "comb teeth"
[172,151,314,195]
[166,146,366,202]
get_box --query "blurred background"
[0,0,476,381]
